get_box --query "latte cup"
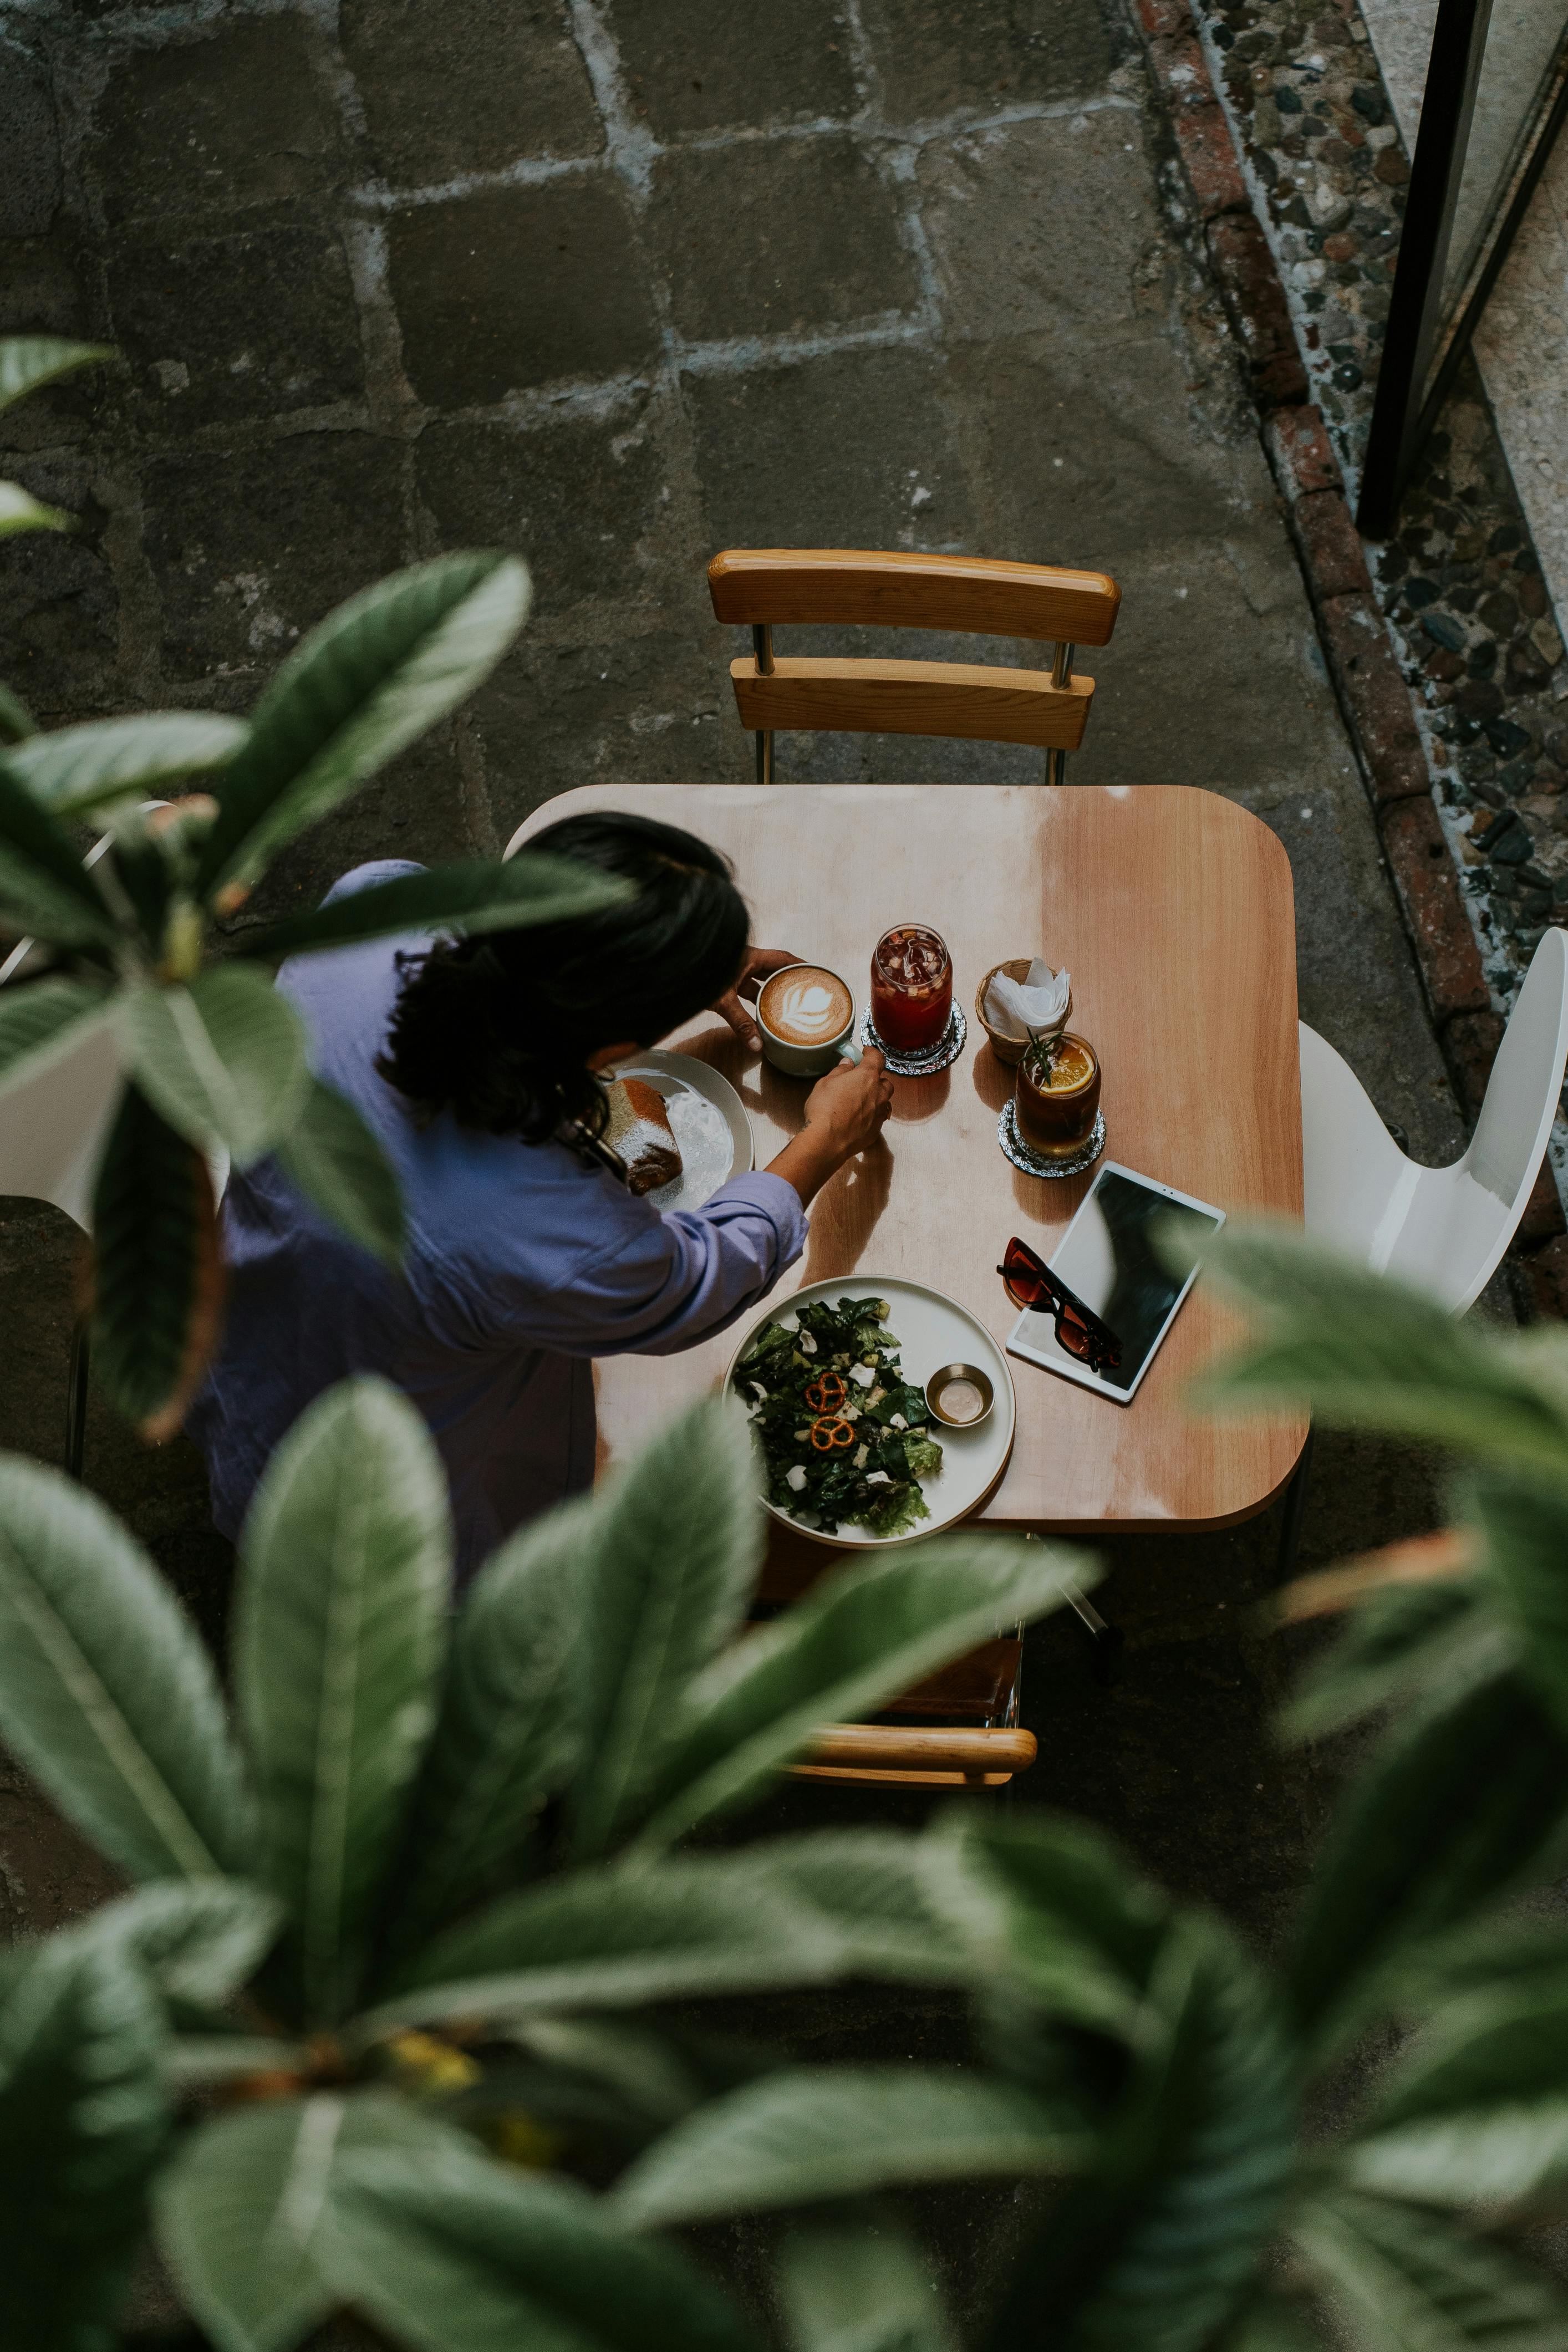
[756,961,863,1077]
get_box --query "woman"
[188,810,892,1579]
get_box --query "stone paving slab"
[0,0,1473,1983]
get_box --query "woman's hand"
[712,945,803,1051]
[801,1050,893,1159]
[767,1050,893,1209]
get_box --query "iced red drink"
[870,925,952,1053]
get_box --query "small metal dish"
[924,1361,995,1429]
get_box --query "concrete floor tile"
[86,17,344,227]
[142,432,406,681]
[687,345,975,550]
[650,134,919,344]
[341,0,602,185]
[414,391,677,622]
[0,33,59,241]
[107,224,364,426]
[857,0,1123,119]
[610,0,861,139]
[386,179,659,405]
[918,108,1157,339]
[473,630,739,839]
[0,453,118,716]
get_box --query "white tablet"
[1005,1162,1225,1404]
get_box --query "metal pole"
[1046,640,1075,786]
[752,623,775,785]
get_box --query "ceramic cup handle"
[836,1037,863,1068]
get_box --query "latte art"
[760,966,853,1047]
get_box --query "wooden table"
[514,784,1307,1534]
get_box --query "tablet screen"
[1014,1168,1223,1394]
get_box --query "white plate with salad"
[726,1276,1016,1547]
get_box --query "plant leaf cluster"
[10,1232,1568,2349]
[0,1382,1090,2346]
[0,338,624,1434]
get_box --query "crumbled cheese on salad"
[732,1295,945,1540]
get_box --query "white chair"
[1281,925,1568,1572]
[1301,925,1568,1312]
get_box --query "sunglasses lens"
[1058,1311,1092,1360]
[1001,1241,1048,1310]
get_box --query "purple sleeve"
[483,1172,808,1360]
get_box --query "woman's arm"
[765,1051,893,1209]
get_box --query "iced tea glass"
[1015,1032,1101,1161]
[870,924,953,1053]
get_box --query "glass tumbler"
[870,924,953,1053]
[1015,1032,1101,1161]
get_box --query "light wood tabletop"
[512,784,1307,1533]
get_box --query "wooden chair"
[707,548,1122,786]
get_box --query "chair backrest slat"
[731,656,1090,750]
[709,548,1120,646]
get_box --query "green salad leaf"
[733,1297,944,1540]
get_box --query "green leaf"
[0,336,112,414]
[385,1495,588,1957]
[323,2138,760,2352]
[0,1930,170,2351]
[1213,2294,1323,2352]
[155,2090,465,2352]
[982,1922,1298,2352]
[614,2068,1079,2227]
[0,478,72,536]
[121,963,310,1166]
[59,1877,281,2007]
[235,1378,452,2025]
[0,1451,253,1881]
[1292,2189,1568,2351]
[366,1853,846,2035]
[167,2036,309,2086]
[90,1081,222,1432]
[0,974,116,1107]
[1279,1575,1510,1744]
[1348,1978,1568,2207]
[275,1077,406,1270]
[777,2213,955,2352]
[237,851,630,961]
[197,553,531,898]
[1198,1225,1568,1478]
[1288,1671,1568,2049]
[938,1814,1174,2040]
[729,1829,978,1987]
[628,1535,1094,1855]
[0,683,35,744]
[3,711,249,817]
[1471,1475,1568,1739]
[571,1399,766,1862]
[0,755,120,949]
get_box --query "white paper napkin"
[985,958,1071,1042]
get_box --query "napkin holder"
[976,959,1073,1067]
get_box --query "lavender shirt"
[187,862,806,1582]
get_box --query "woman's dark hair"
[378,812,750,1141]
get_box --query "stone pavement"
[0,1,1466,1975]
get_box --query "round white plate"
[612,1049,754,1213]
[725,1275,1016,1548]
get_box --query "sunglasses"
[997,1236,1122,1372]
